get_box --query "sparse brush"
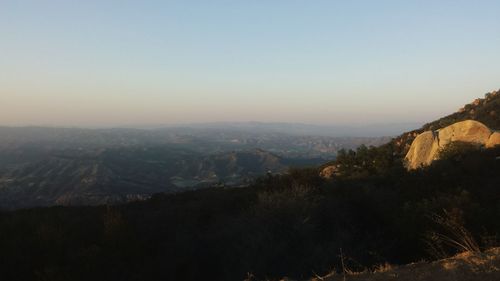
[425,209,480,259]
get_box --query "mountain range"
[0,125,388,208]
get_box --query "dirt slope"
[308,248,500,281]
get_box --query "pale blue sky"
[1,1,499,127]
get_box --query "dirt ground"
[307,248,500,281]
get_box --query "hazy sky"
[1,0,500,127]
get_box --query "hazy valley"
[0,125,389,208]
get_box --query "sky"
[1,0,500,127]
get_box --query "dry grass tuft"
[373,262,394,273]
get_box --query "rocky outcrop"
[319,165,339,179]
[405,120,500,169]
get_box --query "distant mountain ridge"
[166,121,421,137]
[0,147,289,208]
[0,126,389,158]
[0,125,390,208]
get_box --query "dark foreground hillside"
[0,144,499,281]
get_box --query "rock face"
[437,120,492,148]
[404,131,441,169]
[320,165,339,179]
[405,120,500,169]
[487,132,500,148]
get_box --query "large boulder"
[320,165,339,179]
[487,132,500,148]
[437,120,491,148]
[404,131,440,169]
[405,120,498,169]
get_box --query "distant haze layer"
[1,1,500,126]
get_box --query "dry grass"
[372,262,394,273]
[425,210,481,259]
[307,248,500,281]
